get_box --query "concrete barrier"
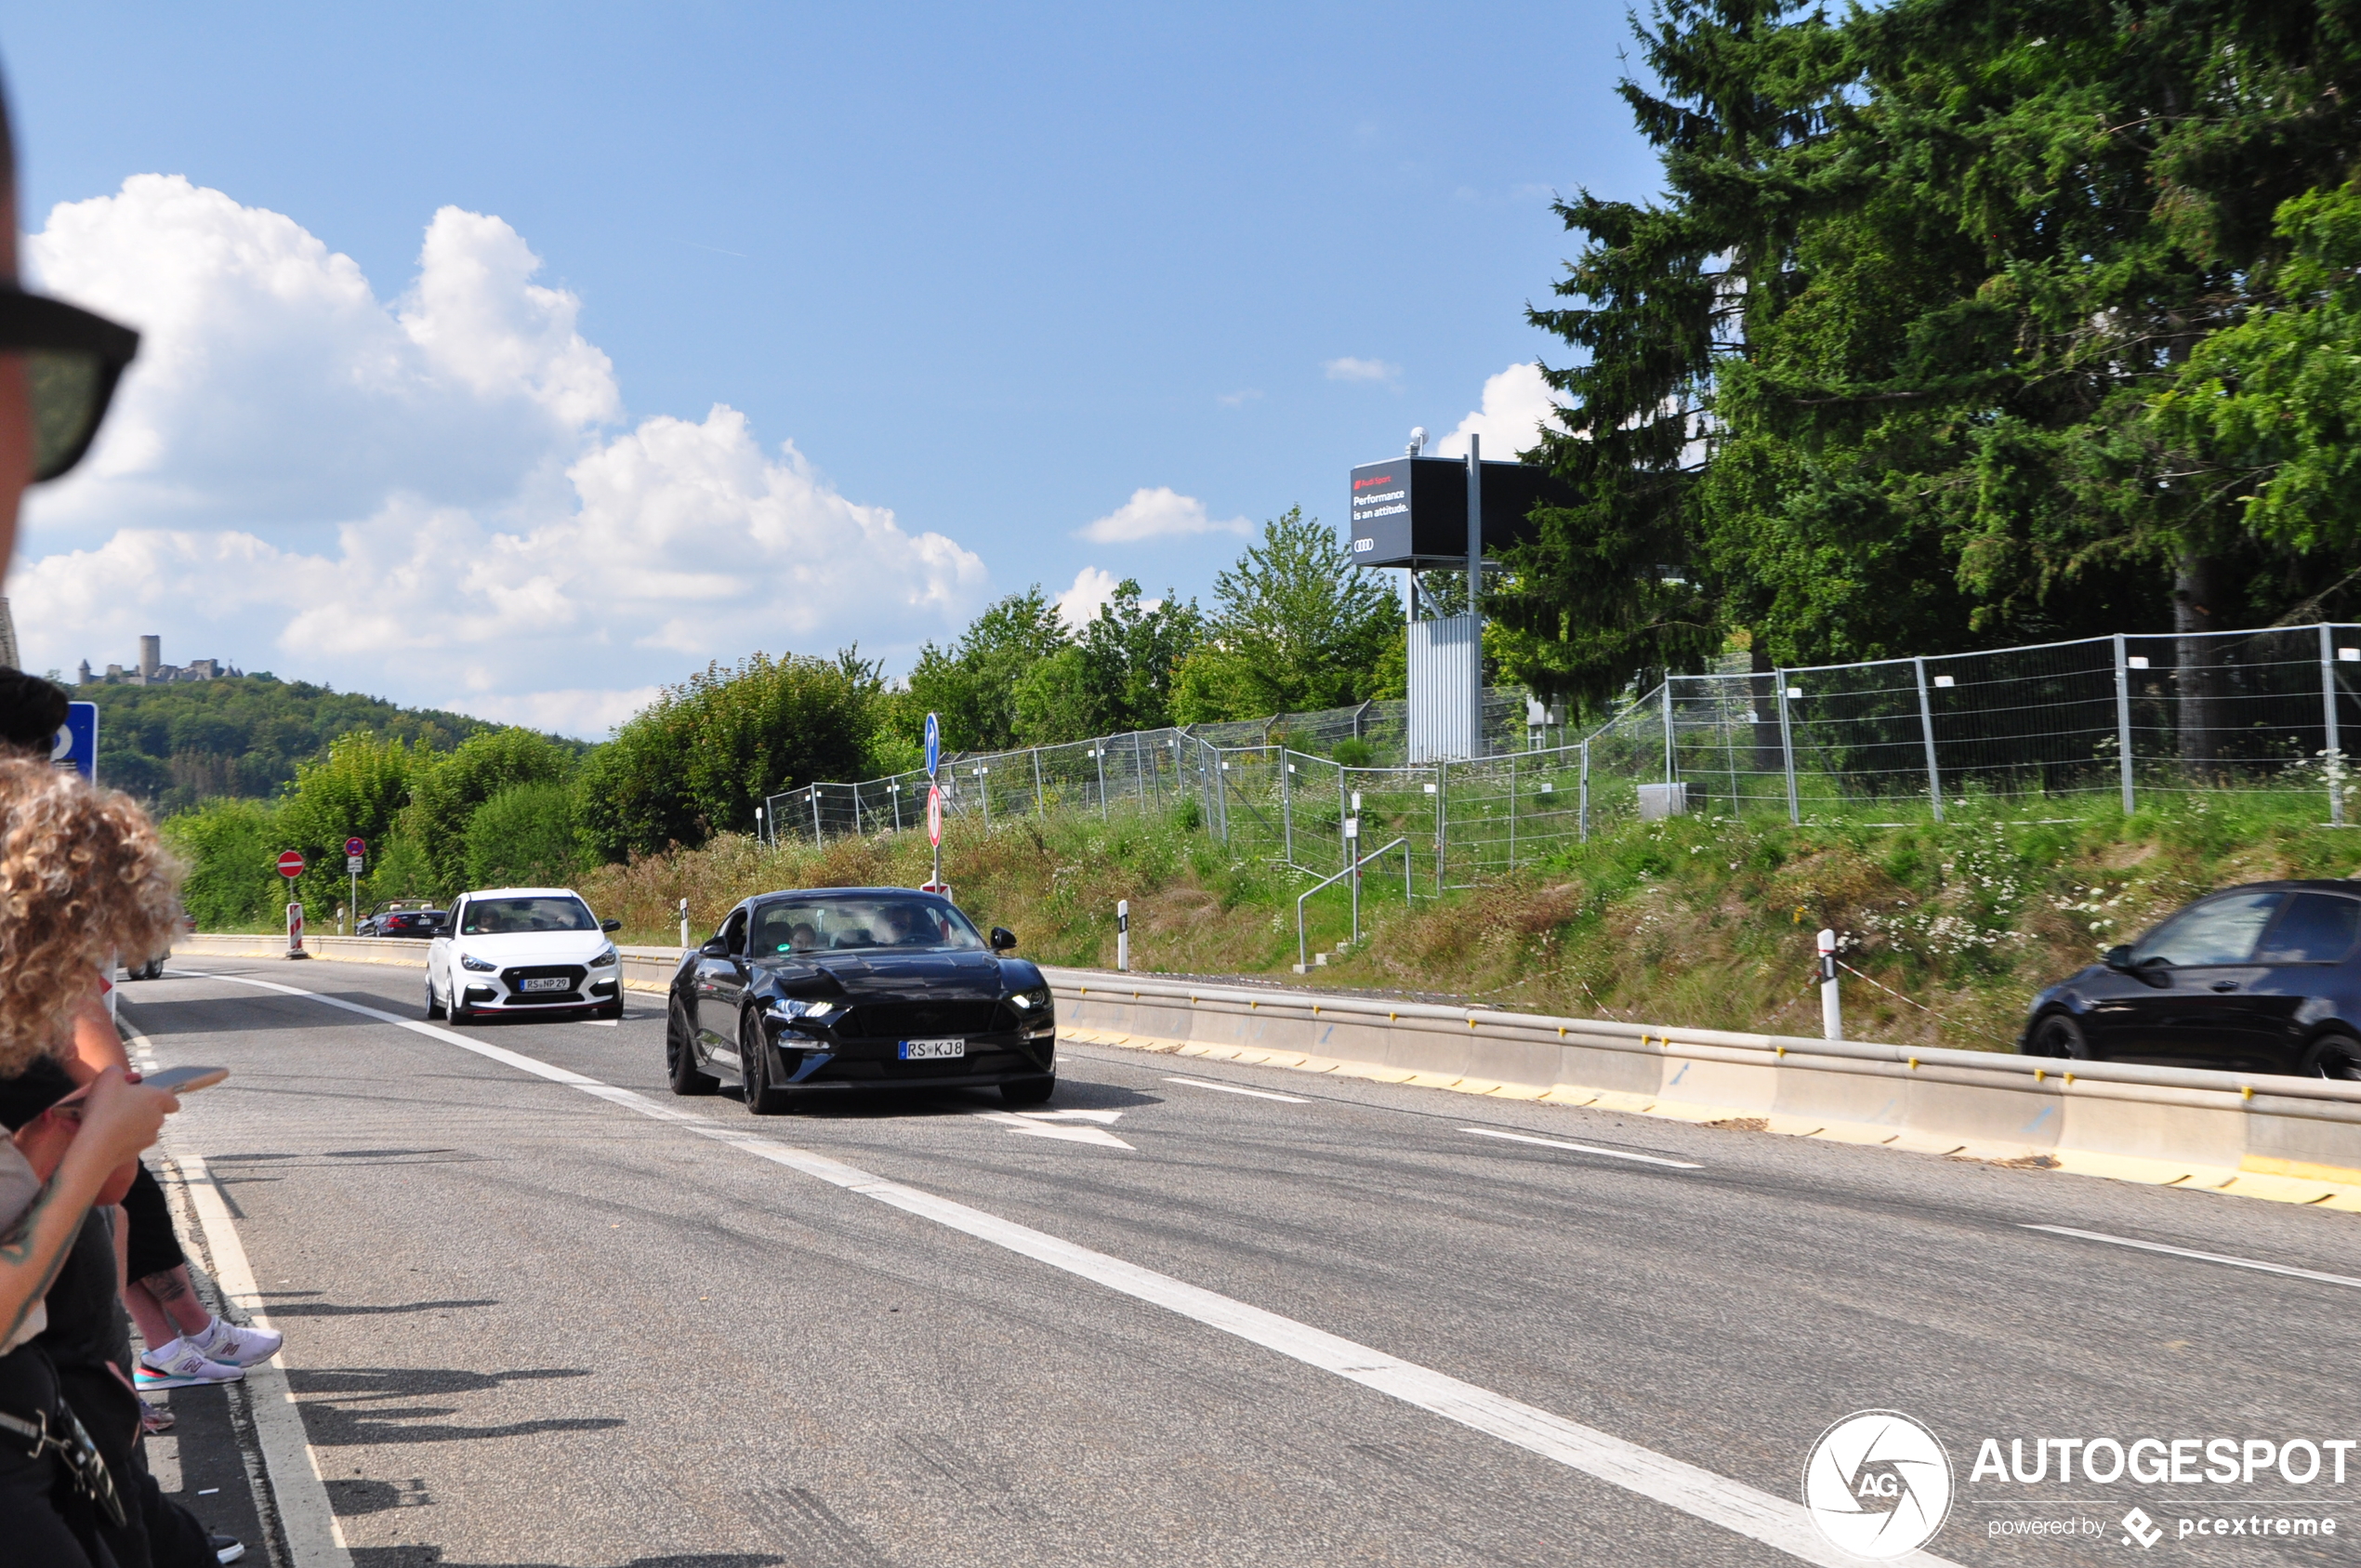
[1041,968,2361,1214]
[161,937,2361,1212]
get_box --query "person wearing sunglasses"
[0,86,139,589]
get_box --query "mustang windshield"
[751,899,983,955]
[462,896,598,935]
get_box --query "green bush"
[161,798,285,931]
[465,781,580,889]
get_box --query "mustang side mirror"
[2102,944,2133,969]
[699,937,730,958]
[990,927,1017,952]
[600,917,622,933]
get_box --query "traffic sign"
[52,703,97,781]
[923,712,940,779]
[345,837,366,858]
[346,855,364,874]
[277,850,306,879]
[927,784,943,846]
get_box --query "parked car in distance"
[359,900,447,939]
[666,886,1054,1113]
[2020,880,2361,1077]
[426,888,624,1023]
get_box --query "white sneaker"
[193,1314,284,1367]
[135,1337,244,1390]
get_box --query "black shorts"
[121,1163,185,1284]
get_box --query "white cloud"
[1432,362,1566,461]
[11,178,990,736]
[1075,486,1250,544]
[1325,356,1401,385]
[1052,566,1120,629]
[1216,389,1263,408]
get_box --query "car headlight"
[766,997,838,1023]
[459,953,497,972]
[591,944,618,968]
[1008,985,1051,1012]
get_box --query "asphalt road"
[113,957,2361,1568]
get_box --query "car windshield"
[2129,891,2284,967]
[750,898,983,955]
[461,896,597,935]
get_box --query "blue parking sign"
[54,703,96,782]
[924,712,940,779]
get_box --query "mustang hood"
[752,950,1009,996]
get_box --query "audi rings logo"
[1803,1410,1955,1559]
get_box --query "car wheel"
[2301,1033,2361,1080]
[742,1012,794,1115]
[1000,1075,1055,1107]
[425,975,445,1021]
[666,997,718,1096]
[448,990,471,1027]
[2030,1013,2091,1060]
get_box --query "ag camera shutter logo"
[1802,1410,1954,1559]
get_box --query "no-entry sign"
[277,850,306,879]
[927,784,943,846]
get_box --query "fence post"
[2324,624,2345,826]
[1281,757,1295,867]
[810,788,822,847]
[1435,761,1447,890]
[1132,731,1145,809]
[1579,738,1590,842]
[1033,750,1045,817]
[2113,633,2135,816]
[892,783,903,834]
[1095,743,1108,821]
[1661,679,1675,784]
[1913,657,1944,824]
[1776,673,1800,824]
[1507,751,1516,870]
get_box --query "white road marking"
[2023,1224,2361,1290]
[587,1019,620,1028]
[1164,1075,1310,1103]
[969,1109,1133,1148]
[164,967,1954,1568]
[1462,1127,1704,1169]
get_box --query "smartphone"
[139,1065,229,1094]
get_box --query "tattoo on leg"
[143,1269,191,1303]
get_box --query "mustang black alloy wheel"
[666,996,717,1096]
[742,1010,793,1115]
[2032,1013,2091,1060]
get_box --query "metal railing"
[1296,837,1411,969]
[764,621,2361,889]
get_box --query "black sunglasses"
[0,286,139,482]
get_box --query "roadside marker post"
[678,897,690,953]
[278,849,310,958]
[1116,899,1129,972]
[1817,928,1841,1041]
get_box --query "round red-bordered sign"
[277,850,306,878]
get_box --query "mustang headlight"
[459,953,497,972]
[766,997,838,1023]
[590,944,618,968]
[1007,985,1051,1012]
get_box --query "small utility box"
[1637,783,1690,821]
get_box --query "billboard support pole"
[1466,434,1483,759]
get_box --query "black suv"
[2021,880,2361,1077]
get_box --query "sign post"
[345,837,365,935]
[278,850,308,957]
[923,712,943,896]
[53,703,98,782]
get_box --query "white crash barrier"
[1043,968,2361,1211]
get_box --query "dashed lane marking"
[161,967,1953,1568]
[1462,1127,1703,1169]
[1164,1076,1311,1103]
[2022,1224,2361,1290]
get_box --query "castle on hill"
[77,636,241,687]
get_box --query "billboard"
[1347,455,1575,569]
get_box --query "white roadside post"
[1818,927,1842,1041]
[1115,899,1129,971]
[678,897,690,953]
[755,804,765,849]
[1344,809,1361,950]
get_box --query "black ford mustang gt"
[666,887,1056,1113]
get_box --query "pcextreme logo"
[1803,1410,1956,1560]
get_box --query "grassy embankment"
[576,790,2361,1052]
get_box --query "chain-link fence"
[765,622,2361,889]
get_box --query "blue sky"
[3,2,1663,732]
